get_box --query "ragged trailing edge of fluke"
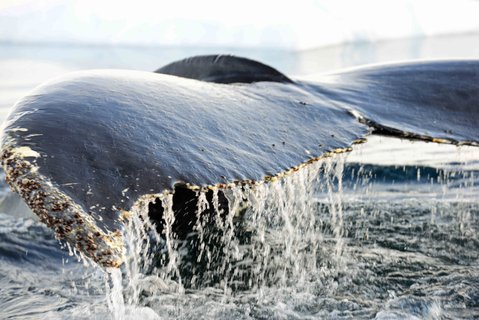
[0,134,363,268]
[353,114,479,147]
[0,122,472,269]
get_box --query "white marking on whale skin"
[349,109,364,121]
[25,133,44,139]
[9,127,28,132]
[61,182,80,186]
[11,146,40,158]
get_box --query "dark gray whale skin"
[1,55,478,267]
[314,60,479,144]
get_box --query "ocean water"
[0,35,478,319]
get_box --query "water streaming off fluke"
[101,145,479,319]
[112,158,347,298]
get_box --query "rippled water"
[1,37,479,319]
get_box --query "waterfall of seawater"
[99,143,478,319]
[104,156,350,318]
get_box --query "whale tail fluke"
[314,60,479,146]
[1,55,478,268]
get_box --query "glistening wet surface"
[0,37,478,319]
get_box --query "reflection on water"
[0,34,478,319]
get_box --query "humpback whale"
[1,55,478,268]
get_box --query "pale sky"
[1,0,479,49]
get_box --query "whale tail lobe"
[313,60,479,146]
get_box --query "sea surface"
[0,34,478,319]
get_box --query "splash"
[102,143,479,319]
[105,156,350,317]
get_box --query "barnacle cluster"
[1,141,124,268]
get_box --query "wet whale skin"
[2,55,478,267]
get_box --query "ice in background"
[2,0,479,49]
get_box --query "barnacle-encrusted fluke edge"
[1,137,361,269]
[0,140,125,268]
